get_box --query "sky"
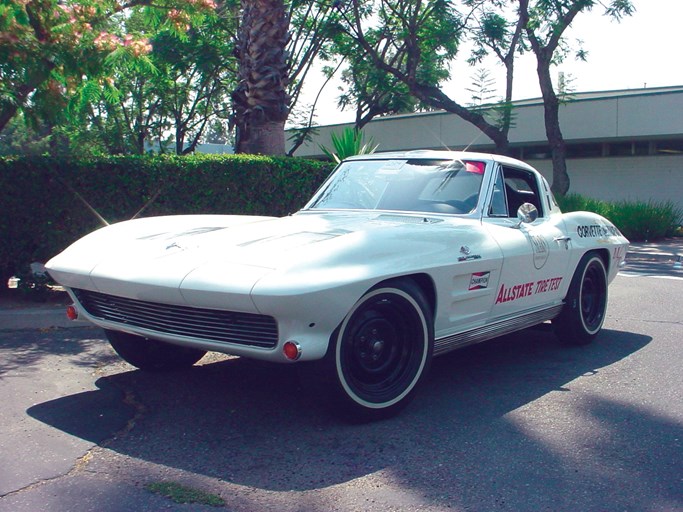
[297,0,683,126]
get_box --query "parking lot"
[0,243,681,511]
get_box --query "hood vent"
[375,214,443,224]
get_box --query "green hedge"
[557,193,683,242]
[0,154,334,285]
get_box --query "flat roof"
[292,85,683,157]
[349,85,683,124]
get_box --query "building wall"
[290,87,683,210]
[530,154,683,210]
[295,88,683,156]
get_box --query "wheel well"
[588,248,611,274]
[376,273,437,320]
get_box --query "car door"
[482,164,572,318]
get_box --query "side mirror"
[515,203,538,227]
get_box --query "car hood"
[47,212,481,309]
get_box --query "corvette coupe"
[46,151,629,420]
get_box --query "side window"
[499,166,544,218]
[541,176,560,213]
[489,167,508,217]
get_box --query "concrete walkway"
[626,238,683,262]
[0,292,75,331]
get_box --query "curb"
[0,306,77,331]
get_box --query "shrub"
[558,193,683,242]
[0,154,334,287]
[319,127,379,163]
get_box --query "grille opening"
[72,288,278,348]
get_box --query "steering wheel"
[348,181,376,209]
[447,193,479,213]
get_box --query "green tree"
[0,0,216,144]
[519,0,634,196]
[287,0,346,114]
[285,0,354,155]
[466,69,498,108]
[315,1,427,130]
[150,4,237,154]
[0,113,51,155]
[1,0,135,135]
[333,28,424,129]
[338,0,514,154]
[465,0,527,138]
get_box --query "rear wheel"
[554,253,608,345]
[105,330,207,371]
[324,279,434,422]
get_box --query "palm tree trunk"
[232,0,291,155]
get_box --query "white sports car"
[47,151,629,420]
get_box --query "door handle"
[554,236,571,249]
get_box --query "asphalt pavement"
[0,239,681,511]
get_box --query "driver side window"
[488,166,544,218]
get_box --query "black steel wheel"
[554,253,608,345]
[105,329,207,371]
[330,279,433,421]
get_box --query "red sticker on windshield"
[464,161,485,174]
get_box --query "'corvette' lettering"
[495,277,563,304]
[577,224,620,238]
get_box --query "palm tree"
[232,0,291,155]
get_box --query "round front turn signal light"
[283,341,302,361]
[66,305,79,321]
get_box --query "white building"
[291,85,683,210]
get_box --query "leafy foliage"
[287,0,347,111]
[0,0,223,154]
[319,127,379,163]
[557,193,683,242]
[324,1,437,128]
[466,69,498,108]
[333,0,518,153]
[0,154,333,285]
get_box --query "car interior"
[376,159,484,214]
[489,166,543,218]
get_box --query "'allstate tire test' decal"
[495,277,563,304]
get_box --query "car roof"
[344,150,537,172]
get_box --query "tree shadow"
[27,327,680,509]
[0,327,119,378]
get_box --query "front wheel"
[325,279,434,422]
[105,330,207,371]
[554,253,608,345]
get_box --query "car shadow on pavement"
[25,325,665,502]
[25,376,135,445]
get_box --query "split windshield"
[307,158,485,215]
